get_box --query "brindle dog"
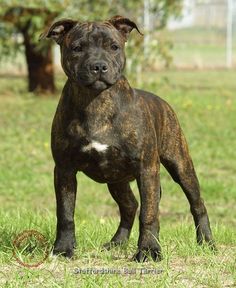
[41,16,215,262]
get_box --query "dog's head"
[41,16,142,92]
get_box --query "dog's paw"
[132,248,163,263]
[53,239,76,258]
[53,246,74,258]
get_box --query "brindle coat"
[41,16,214,262]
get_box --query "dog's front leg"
[133,162,162,262]
[53,166,77,258]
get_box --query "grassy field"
[168,28,236,68]
[0,70,235,287]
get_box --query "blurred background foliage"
[0,0,182,93]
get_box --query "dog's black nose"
[90,61,108,74]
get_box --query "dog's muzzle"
[89,61,108,75]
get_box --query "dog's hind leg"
[103,182,138,250]
[161,133,215,249]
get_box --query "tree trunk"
[23,33,55,94]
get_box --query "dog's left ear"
[109,15,143,41]
[40,19,78,44]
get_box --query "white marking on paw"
[82,141,108,153]
[49,250,59,260]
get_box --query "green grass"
[0,70,236,287]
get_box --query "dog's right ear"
[109,15,143,41]
[40,19,77,44]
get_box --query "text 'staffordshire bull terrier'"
[41,15,215,262]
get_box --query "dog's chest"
[65,115,137,182]
[67,117,114,150]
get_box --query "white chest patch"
[82,141,108,153]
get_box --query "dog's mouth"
[78,73,115,91]
[87,80,111,91]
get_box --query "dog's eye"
[111,44,120,51]
[72,45,83,52]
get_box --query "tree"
[2,6,58,93]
